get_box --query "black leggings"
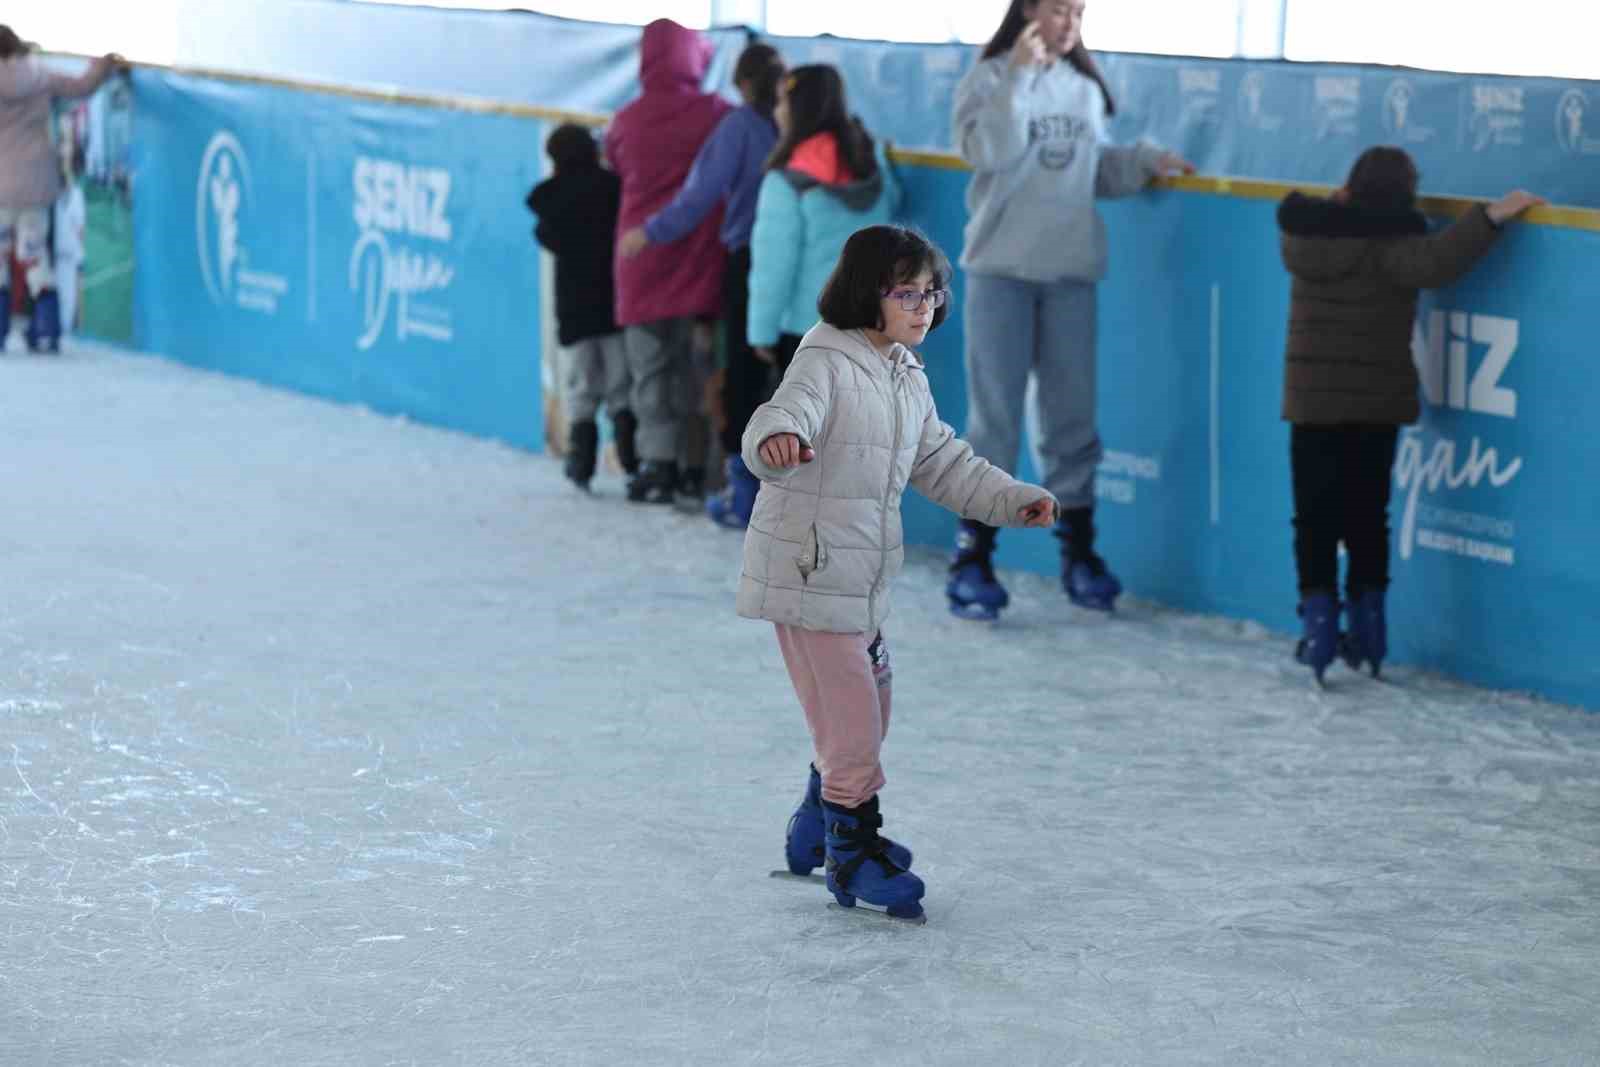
[1290,424,1400,597]
[719,247,798,456]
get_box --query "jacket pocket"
[794,524,828,583]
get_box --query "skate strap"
[828,818,905,892]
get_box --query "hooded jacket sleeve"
[0,57,111,102]
[953,60,1034,174]
[909,395,1054,526]
[1094,138,1165,199]
[645,113,743,246]
[741,348,833,482]
[746,171,803,347]
[1372,207,1501,289]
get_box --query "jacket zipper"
[870,357,903,624]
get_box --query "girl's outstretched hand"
[1018,496,1057,528]
[758,433,814,469]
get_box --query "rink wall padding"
[132,71,546,449]
[120,14,1600,709]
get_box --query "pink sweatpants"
[774,624,893,808]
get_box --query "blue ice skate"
[0,287,10,350]
[1340,588,1387,678]
[785,765,910,875]
[1055,509,1121,611]
[822,795,924,921]
[26,288,60,354]
[1295,592,1341,684]
[946,520,1008,621]
[1063,556,1123,612]
[706,454,759,530]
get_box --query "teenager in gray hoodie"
[946,0,1191,618]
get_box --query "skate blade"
[948,600,1000,622]
[826,901,927,926]
[769,870,826,884]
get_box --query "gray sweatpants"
[623,318,696,465]
[562,332,631,424]
[962,273,1102,510]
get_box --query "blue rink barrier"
[116,16,1600,710]
[133,70,547,449]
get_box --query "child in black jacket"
[527,124,636,488]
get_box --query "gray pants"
[562,332,631,424]
[962,273,1102,510]
[623,318,696,465]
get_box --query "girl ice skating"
[739,226,1057,921]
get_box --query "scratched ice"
[2,345,1598,1066]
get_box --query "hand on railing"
[1155,151,1195,177]
[1487,190,1546,226]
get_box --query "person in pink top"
[0,25,121,353]
[605,19,733,505]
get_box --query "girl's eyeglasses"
[885,288,950,312]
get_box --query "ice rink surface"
[3,347,1598,1066]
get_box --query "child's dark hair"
[766,65,877,181]
[734,42,785,116]
[1344,146,1419,212]
[817,225,953,334]
[546,123,600,173]
[0,25,26,60]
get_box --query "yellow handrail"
[53,52,1599,233]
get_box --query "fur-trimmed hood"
[1277,191,1429,283]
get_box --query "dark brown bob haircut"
[817,225,953,334]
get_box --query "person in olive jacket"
[1276,145,1543,682]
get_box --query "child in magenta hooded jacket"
[604,19,732,504]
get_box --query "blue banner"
[758,31,1600,211]
[133,70,546,448]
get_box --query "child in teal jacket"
[746,65,901,368]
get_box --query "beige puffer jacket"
[737,323,1052,634]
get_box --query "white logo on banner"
[1313,76,1361,140]
[195,131,290,313]
[1236,71,1283,132]
[348,156,457,351]
[1382,79,1435,143]
[1397,310,1525,566]
[1467,83,1525,152]
[1178,66,1222,127]
[1556,89,1600,155]
[1095,450,1162,505]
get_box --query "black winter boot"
[564,419,598,490]
[612,409,640,477]
[626,460,678,505]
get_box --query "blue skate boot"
[822,795,924,921]
[0,286,10,351]
[785,765,911,875]
[26,288,61,354]
[1056,507,1122,611]
[705,454,759,530]
[1295,591,1341,684]
[1340,588,1387,678]
[946,520,1008,620]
